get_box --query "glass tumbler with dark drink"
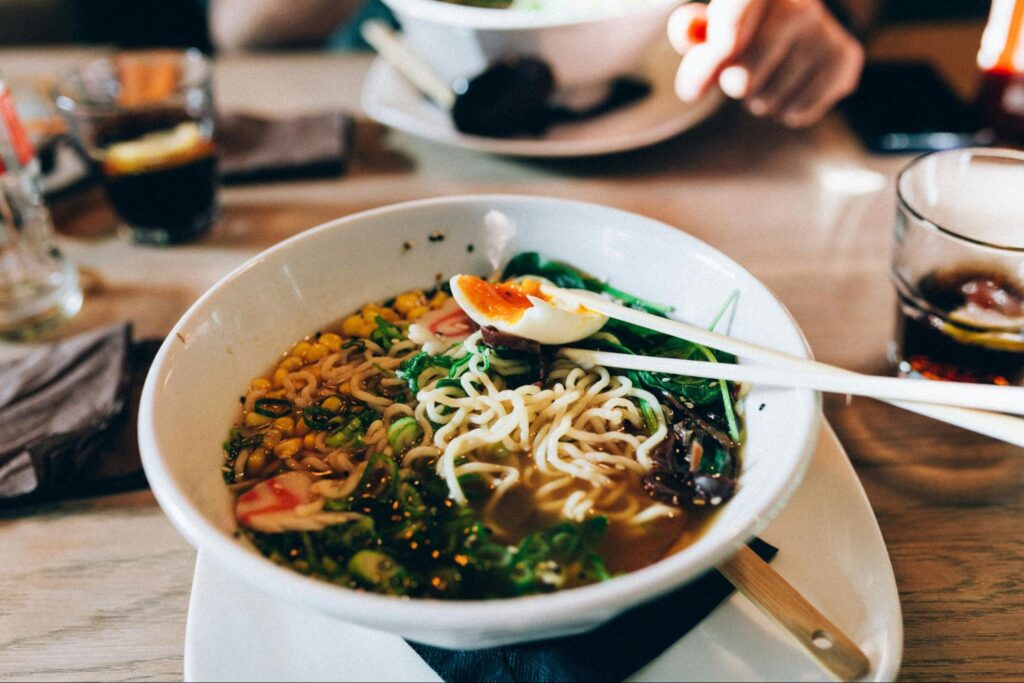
[888,149,1024,501]
[55,50,218,245]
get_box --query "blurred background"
[0,0,994,52]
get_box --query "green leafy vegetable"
[396,352,453,393]
[638,398,660,435]
[222,429,263,484]
[704,291,742,443]
[579,324,731,408]
[243,457,613,599]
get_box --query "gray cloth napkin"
[216,111,355,184]
[0,323,139,503]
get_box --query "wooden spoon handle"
[717,545,871,681]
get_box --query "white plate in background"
[184,421,903,682]
[361,38,723,158]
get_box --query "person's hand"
[668,0,865,127]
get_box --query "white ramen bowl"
[380,0,684,107]
[139,195,820,649]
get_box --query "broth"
[223,265,741,599]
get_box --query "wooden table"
[1,21,1021,682]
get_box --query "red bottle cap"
[979,0,1024,75]
[0,84,35,174]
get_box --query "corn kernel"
[361,304,381,322]
[262,429,283,449]
[291,341,312,358]
[304,342,329,362]
[266,389,286,399]
[359,322,376,337]
[429,291,447,309]
[341,316,363,337]
[272,368,288,387]
[245,412,272,427]
[295,419,311,436]
[394,291,426,315]
[336,381,351,395]
[406,305,428,320]
[246,448,267,475]
[278,356,303,372]
[321,396,343,412]
[378,307,399,322]
[303,433,318,449]
[249,378,272,392]
[319,333,342,352]
[274,438,303,459]
[272,416,295,433]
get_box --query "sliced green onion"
[708,290,741,332]
[372,362,395,377]
[638,398,660,435]
[325,415,368,448]
[253,397,292,418]
[387,416,422,453]
[370,316,403,351]
[302,405,333,430]
[701,290,743,444]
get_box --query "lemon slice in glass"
[104,121,210,175]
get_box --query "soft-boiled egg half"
[450,274,607,345]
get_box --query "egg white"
[450,275,607,345]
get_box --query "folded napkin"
[0,324,155,506]
[216,111,355,184]
[409,538,777,683]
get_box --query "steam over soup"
[223,253,742,599]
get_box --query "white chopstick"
[558,288,1024,448]
[561,348,1024,417]
[360,20,456,110]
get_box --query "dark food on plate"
[223,253,742,599]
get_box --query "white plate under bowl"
[139,194,818,648]
[184,421,903,682]
[361,37,723,158]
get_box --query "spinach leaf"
[222,429,263,484]
[396,352,453,393]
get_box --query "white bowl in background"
[139,195,820,649]
[380,0,685,107]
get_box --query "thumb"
[667,3,709,56]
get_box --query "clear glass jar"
[0,81,82,339]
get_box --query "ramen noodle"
[224,254,742,599]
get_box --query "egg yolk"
[455,275,546,324]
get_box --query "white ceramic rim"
[382,0,683,30]
[139,194,820,636]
